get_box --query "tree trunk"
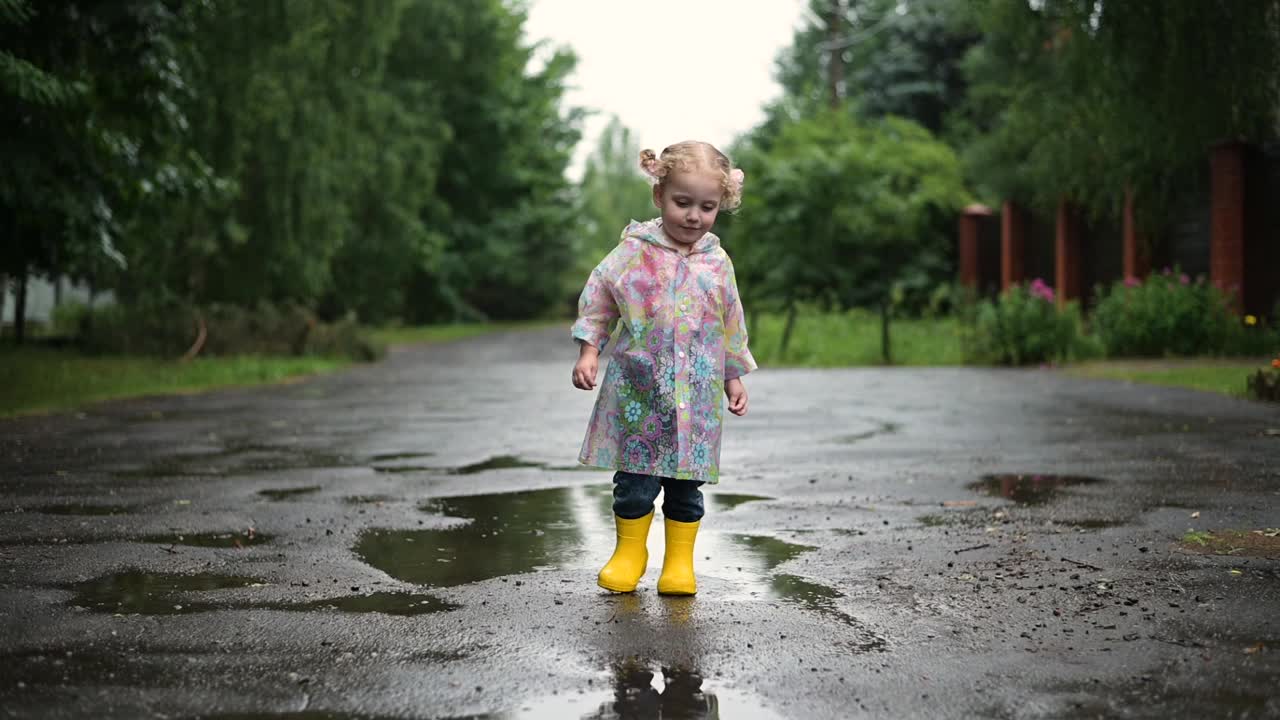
[827,0,845,108]
[780,301,798,357]
[14,270,27,345]
[0,273,7,333]
[880,298,892,365]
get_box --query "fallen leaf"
[1244,643,1264,654]
[1190,511,1200,519]
[1229,569,1243,576]
[943,500,977,507]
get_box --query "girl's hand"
[573,344,599,390]
[725,377,748,416]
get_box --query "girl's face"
[654,170,722,247]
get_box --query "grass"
[1178,528,1280,558]
[0,347,348,418]
[749,309,964,367]
[1063,358,1270,398]
[1,321,542,418]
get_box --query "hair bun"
[638,149,660,179]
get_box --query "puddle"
[67,570,262,614]
[29,503,133,516]
[451,455,545,474]
[371,465,438,474]
[358,487,591,587]
[462,660,786,720]
[543,464,614,473]
[728,533,815,571]
[258,486,322,501]
[968,474,1105,505]
[140,530,272,548]
[360,485,880,645]
[66,569,453,616]
[369,452,436,462]
[708,493,771,511]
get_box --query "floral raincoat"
[572,219,756,483]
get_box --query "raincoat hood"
[623,218,721,255]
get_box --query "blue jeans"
[612,471,705,523]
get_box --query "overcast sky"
[523,0,807,179]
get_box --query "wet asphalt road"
[1,326,1279,719]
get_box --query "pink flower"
[1124,276,1141,288]
[1029,278,1055,303]
[1179,274,1190,285]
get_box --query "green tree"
[958,0,1280,220]
[776,0,978,135]
[403,0,581,322]
[1,0,198,340]
[571,116,656,299]
[734,108,968,362]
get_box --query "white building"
[1,276,114,327]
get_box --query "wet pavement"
[1,326,1279,719]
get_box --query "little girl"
[571,140,756,596]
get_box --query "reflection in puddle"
[968,474,1105,505]
[361,486,879,645]
[258,486,322,501]
[358,487,593,587]
[477,659,785,720]
[67,570,261,614]
[707,493,771,511]
[140,530,271,548]
[728,533,814,571]
[29,504,133,516]
[369,452,436,462]
[451,455,545,474]
[67,569,454,616]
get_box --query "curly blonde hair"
[639,141,744,211]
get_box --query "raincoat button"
[679,402,686,409]
[678,351,685,358]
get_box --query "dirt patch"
[1179,529,1280,558]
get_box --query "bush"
[77,301,384,362]
[1092,270,1238,357]
[50,301,91,337]
[1247,357,1280,403]
[962,279,1086,365]
[1227,311,1280,357]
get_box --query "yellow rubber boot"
[657,518,700,596]
[597,511,654,592]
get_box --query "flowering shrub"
[1091,269,1237,357]
[961,279,1085,365]
[1247,356,1280,403]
